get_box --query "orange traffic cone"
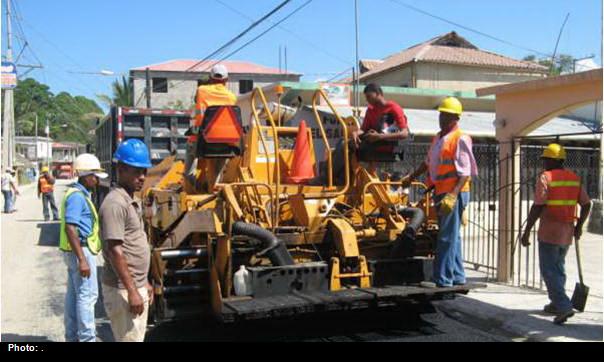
[288,120,315,184]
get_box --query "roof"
[311,106,596,139]
[477,68,603,97]
[131,59,301,76]
[359,59,384,73]
[360,32,548,80]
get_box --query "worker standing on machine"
[520,143,592,325]
[100,139,153,342]
[402,97,477,288]
[185,64,238,176]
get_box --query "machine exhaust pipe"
[390,207,425,258]
[232,222,295,266]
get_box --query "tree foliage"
[14,78,104,144]
[523,54,575,76]
[97,76,132,107]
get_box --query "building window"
[239,80,254,94]
[152,77,168,93]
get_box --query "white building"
[130,60,302,109]
[15,136,53,165]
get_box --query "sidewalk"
[436,232,603,342]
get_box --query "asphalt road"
[1,180,508,342]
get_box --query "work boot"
[553,309,575,325]
[419,281,451,288]
[543,303,560,314]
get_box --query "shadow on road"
[37,222,60,247]
[1,333,53,342]
[145,303,442,342]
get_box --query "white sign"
[320,83,351,107]
[1,61,17,89]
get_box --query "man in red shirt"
[353,83,409,153]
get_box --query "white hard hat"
[210,64,228,80]
[74,153,108,179]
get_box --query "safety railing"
[215,181,276,231]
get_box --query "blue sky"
[2,0,602,107]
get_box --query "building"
[15,136,53,166]
[358,31,548,92]
[52,142,86,179]
[130,60,302,109]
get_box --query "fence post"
[497,141,520,282]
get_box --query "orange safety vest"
[39,176,54,193]
[543,169,581,223]
[188,83,237,144]
[429,127,471,196]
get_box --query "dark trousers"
[42,192,59,221]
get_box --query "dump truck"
[142,87,483,323]
[94,106,192,204]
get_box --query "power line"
[169,0,312,92]
[214,0,351,66]
[387,0,556,59]
[183,0,294,73]
[213,0,313,71]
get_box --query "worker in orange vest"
[185,64,237,176]
[521,143,592,325]
[38,166,59,221]
[402,97,477,288]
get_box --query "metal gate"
[397,142,501,280]
[510,136,601,289]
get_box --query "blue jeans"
[42,192,59,220]
[2,190,13,213]
[432,192,469,287]
[64,246,98,342]
[539,242,573,313]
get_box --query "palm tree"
[97,76,132,107]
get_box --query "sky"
[2,0,602,109]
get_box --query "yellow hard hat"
[41,166,49,173]
[541,143,566,160]
[438,97,463,116]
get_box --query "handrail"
[250,88,280,226]
[308,89,350,198]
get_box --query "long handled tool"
[571,236,589,312]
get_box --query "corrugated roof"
[360,32,548,80]
[131,59,301,75]
[312,106,595,139]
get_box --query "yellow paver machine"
[143,87,482,323]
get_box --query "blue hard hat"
[113,139,152,168]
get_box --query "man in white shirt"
[1,169,20,213]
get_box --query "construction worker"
[1,169,19,213]
[185,64,237,176]
[353,83,409,149]
[320,83,410,185]
[402,97,477,287]
[38,166,59,221]
[60,154,108,342]
[521,143,592,325]
[100,139,153,342]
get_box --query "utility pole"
[354,0,361,113]
[35,113,38,173]
[2,0,15,171]
[46,115,50,169]
[145,67,152,108]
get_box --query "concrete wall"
[364,66,414,88]
[362,63,546,93]
[131,70,301,109]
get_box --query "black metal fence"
[377,140,601,286]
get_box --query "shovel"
[571,235,589,312]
